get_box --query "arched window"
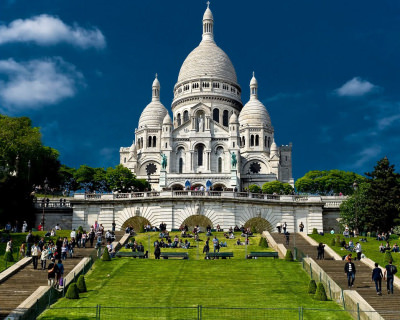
[179,158,183,173]
[242,136,245,147]
[197,144,204,166]
[213,108,219,123]
[268,137,271,148]
[153,136,156,147]
[177,113,181,126]
[265,136,268,147]
[148,136,152,147]
[165,143,168,148]
[223,110,229,126]
[141,137,143,149]
[250,135,254,147]
[255,135,259,146]
[218,157,222,173]
[183,110,189,122]
[124,157,126,163]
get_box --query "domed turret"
[229,112,238,124]
[162,113,172,125]
[270,139,278,155]
[138,75,168,128]
[239,73,271,128]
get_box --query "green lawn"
[309,233,399,269]
[38,258,352,320]
[119,231,273,260]
[0,230,72,272]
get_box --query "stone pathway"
[271,232,400,320]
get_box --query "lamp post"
[353,181,358,236]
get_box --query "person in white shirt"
[70,229,76,239]
[22,221,28,233]
[355,242,362,260]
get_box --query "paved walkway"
[0,231,125,319]
[271,232,400,320]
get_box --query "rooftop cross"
[207,1,210,8]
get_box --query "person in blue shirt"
[371,262,383,295]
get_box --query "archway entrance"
[244,217,273,233]
[122,216,151,233]
[212,184,225,191]
[171,184,184,190]
[181,215,213,231]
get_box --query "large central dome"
[178,40,237,84]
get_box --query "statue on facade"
[160,152,167,170]
[230,151,237,168]
[198,115,204,132]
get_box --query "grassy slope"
[38,234,352,320]
[0,230,71,272]
[119,231,272,260]
[309,233,399,269]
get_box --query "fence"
[35,305,388,319]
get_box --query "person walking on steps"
[384,260,397,294]
[344,257,356,288]
[372,262,383,295]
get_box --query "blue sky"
[1,0,399,180]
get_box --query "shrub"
[248,184,261,193]
[258,237,268,248]
[285,250,293,261]
[66,283,80,299]
[389,234,399,240]
[139,225,145,233]
[130,237,136,243]
[76,275,87,293]
[251,226,257,234]
[4,251,14,262]
[312,228,318,235]
[102,248,111,261]
[78,226,84,233]
[335,236,342,247]
[393,226,400,235]
[384,251,394,264]
[308,280,317,294]
[330,238,335,247]
[314,283,327,301]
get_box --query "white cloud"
[354,145,382,168]
[0,14,106,49]
[335,77,378,97]
[0,57,84,111]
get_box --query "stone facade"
[119,4,293,191]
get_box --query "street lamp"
[353,181,358,236]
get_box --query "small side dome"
[270,139,278,155]
[203,7,213,21]
[229,112,238,124]
[163,113,172,125]
[152,73,160,88]
[250,72,258,87]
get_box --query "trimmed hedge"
[66,283,80,299]
[102,248,111,261]
[312,228,318,235]
[330,238,335,247]
[285,250,294,261]
[314,283,327,301]
[258,237,268,248]
[76,275,87,293]
[308,280,317,294]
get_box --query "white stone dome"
[229,112,238,124]
[162,113,172,125]
[177,40,237,84]
[239,99,271,127]
[203,7,213,20]
[138,101,168,128]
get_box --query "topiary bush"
[285,250,293,261]
[312,228,318,235]
[102,248,111,261]
[251,226,257,235]
[139,225,145,233]
[335,236,341,247]
[314,283,327,301]
[258,237,268,248]
[330,238,335,246]
[308,280,317,294]
[76,275,87,293]
[384,251,394,264]
[66,283,80,299]
[4,251,14,262]
[78,226,84,233]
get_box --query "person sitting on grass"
[220,241,227,248]
[181,229,187,237]
[236,238,241,246]
[385,242,391,252]
[229,233,235,239]
[216,224,222,232]
[173,235,179,248]
[184,239,190,249]
[160,239,165,248]
[379,243,385,253]
[228,227,233,234]
[348,240,354,251]
[392,243,399,253]
[107,241,115,258]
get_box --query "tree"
[295,170,365,195]
[59,165,79,196]
[248,184,261,193]
[106,164,137,192]
[74,165,96,192]
[262,181,294,195]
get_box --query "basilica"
[119,4,293,191]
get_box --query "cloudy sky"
[1,0,399,180]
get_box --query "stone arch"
[212,183,226,191]
[115,205,160,231]
[244,217,273,233]
[170,183,184,190]
[236,206,277,233]
[181,215,213,230]
[121,216,151,233]
[174,202,221,229]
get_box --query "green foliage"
[258,237,268,248]
[308,280,317,294]
[390,234,399,240]
[335,236,342,247]
[102,248,111,261]
[139,225,145,233]
[251,226,257,234]
[262,181,294,195]
[384,251,394,264]
[4,251,14,262]
[76,275,87,293]
[295,170,365,195]
[106,164,140,192]
[314,283,327,301]
[312,228,318,235]
[330,238,336,247]
[393,226,400,235]
[285,250,293,261]
[244,217,273,233]
[65,283,80,299]
[248,184,261,193]
[59,165,79,195]
[78,226,84,233]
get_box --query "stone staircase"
[0,231,126,319]
[270,233,400,320]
